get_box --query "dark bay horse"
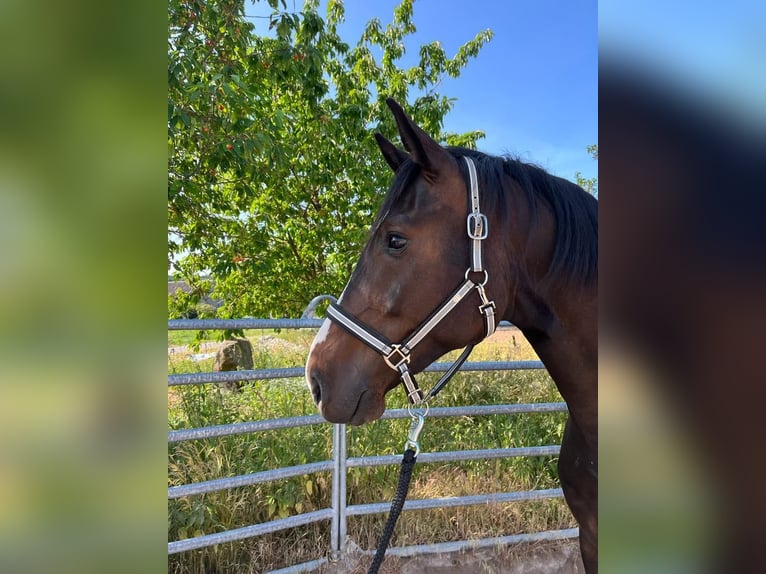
[305,98,598,571]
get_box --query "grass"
[168,327,574,573]
[168,328,316,350]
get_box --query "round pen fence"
[168,315,578,573]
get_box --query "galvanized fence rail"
[167,316,578,572]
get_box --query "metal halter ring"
[464,268,489,287]
[407,402,430,419]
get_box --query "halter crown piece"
[326,156,497,405]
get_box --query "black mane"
[370,147,598,287]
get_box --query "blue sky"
[248,0,598,182]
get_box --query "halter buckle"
[466,212,488,240]
[383,344,411,371]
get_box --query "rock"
[213,338,254,392]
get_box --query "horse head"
[305,99,508,424]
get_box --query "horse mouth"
[347,390,368,425]
[320,389,382,426]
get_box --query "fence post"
[330,423,347,561]
[330,423,341,561]
[339,423,347,553]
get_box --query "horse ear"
[385,98,451,178]
[374,133,409,172]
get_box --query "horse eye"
[387,233,408,252]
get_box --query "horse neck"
[494,176,598,442]
[519,282,597,444]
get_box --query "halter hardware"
[383,344,411,370]
[404,404,427,456]
[467,212,488,240]
[325,156,497,405]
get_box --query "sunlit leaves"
[168,0,492,319]
[575,144,598,196]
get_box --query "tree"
[168,0,492,318]
[575,144,598,197]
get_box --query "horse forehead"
[388,173,464,219]
[421,172,464,200]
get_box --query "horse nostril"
[309,370,322,405]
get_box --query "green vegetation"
[575,144,599,196]
[168,0,493,320]
[168,329,573,573]
[168,327,315,349]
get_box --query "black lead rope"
[367,408,426,573]
[367,448,418,574]
[364,339,474,572]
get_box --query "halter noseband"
[326,156,497,405]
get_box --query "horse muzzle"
[305,362,386,425]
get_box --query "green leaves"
[575,144,598,196]
[168,0,492,318]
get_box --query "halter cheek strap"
[325,156,496,405]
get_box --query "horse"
[305,98,598,572]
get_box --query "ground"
[322,540,583,573]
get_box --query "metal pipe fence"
[167,315,577,570]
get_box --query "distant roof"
[168,281,192,296]
[167,280,221,308]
